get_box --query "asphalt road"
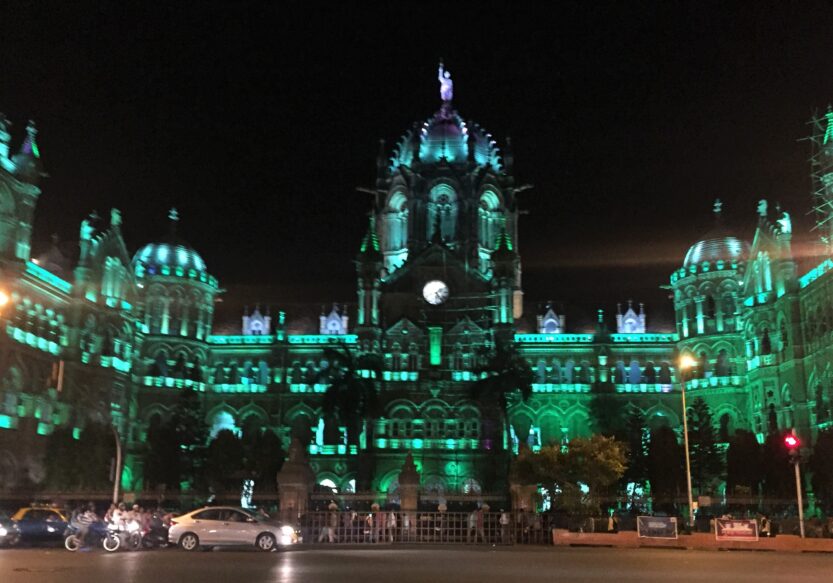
[1,546,831,583]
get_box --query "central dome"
[132,241,207,275]
[389,105,503,171]
[683,228,749,268]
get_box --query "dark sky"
[2,2,833,331]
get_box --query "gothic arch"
[644,404,680,428]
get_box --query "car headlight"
[0,527,7,536]
[280,525,294,537]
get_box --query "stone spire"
[11,120,45,183]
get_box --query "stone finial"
[110,208,122,228]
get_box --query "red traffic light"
[784,434,800,449]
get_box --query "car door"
[224,510,259,545]
[190,509,223,545]
[42,511,65,541]
[16,510,44,541]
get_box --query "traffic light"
[785,430,800,462]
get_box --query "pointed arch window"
[478,190,503,273]
[427,184,458,243]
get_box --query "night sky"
[3,2,833,331]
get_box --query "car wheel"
[256,533,276,551]
[179,532,200,552]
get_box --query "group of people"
[69,501,172,547]
[311,503,544,544]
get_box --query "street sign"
[715,518,758,541]
[637,516,678,539]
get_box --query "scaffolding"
[806,107,833,250]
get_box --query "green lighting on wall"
[25,261,72,294]
[428,327,442,366]
[0,415,14,429]
[287,334,357,345]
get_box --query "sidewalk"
[551,529,833,552]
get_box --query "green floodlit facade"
[2,81,833,502]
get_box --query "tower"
[133,209,219,379]
[0,118,45,263]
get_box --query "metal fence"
[297,511,550,545]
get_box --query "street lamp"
[678,355,696,532]
[784,430,805,538]
[111,424,122,505]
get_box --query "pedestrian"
[499,509,510,543]
[318,502,338,543]
[467,509,478,543]
[761,515,771,537]
[388,510,397,542]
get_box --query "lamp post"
[111,423,122,505]
[678,355,696,532]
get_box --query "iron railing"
[297,511,550,544]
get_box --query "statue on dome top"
[757,199,768,218]
[778,211,792,235]
[438,61,453,102]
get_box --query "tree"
[170,388,208,490]
[589,380,623,438]
[761,430,794,511]
[205,429,245,493]
[810,429,833,514]
[471,341,533,452]
[44,426,81,490]
[647,425,684,513]
[512,435,626,515]
[144,419,179,492]
[687,397,723,494]
[725,429,762,508]
[315,343,382,447]
[77,421,117,491]
[621,404,649,509]
[242,427,285,493]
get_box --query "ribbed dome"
[389,105,502,171]
[132,241,207,275]
[683,232,749,268]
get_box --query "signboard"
[715,518,758,541]
[637,516,678,539]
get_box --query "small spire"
[713,198,722,216]
[359,215,381,255]
[21,120,40,158]
[168,207,179,238]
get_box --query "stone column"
[398,452,420,512]
[276,438,315,525]
[509,482,538,512]
[397,452,420,538]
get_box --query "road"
[1,546,831,582]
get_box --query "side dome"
[389,106,503,171]
[683,231,749,268]
[132,241,208,277]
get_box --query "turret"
[356,216,383,330]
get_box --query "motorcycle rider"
[75,503,98,547]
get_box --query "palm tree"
[470,340,533,452]
[315,343,383,448]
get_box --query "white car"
[168,506,299,551]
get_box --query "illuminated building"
[0,72,832,501]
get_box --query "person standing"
[499,510,510,543]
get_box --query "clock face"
[422,280,449,305]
